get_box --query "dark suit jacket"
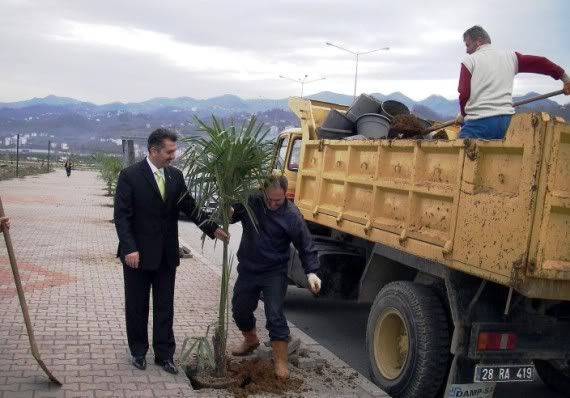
[114,159,217,270]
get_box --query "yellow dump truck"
[275,97,570,398]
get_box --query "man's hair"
[147,128,178,151]
[263,175,288,192]
[463,25,491,44]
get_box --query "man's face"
[150,139,177,168]
[264,186,286,211]
[464,36,481,55]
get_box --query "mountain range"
[0,92,567,147]
[2,91,566,118]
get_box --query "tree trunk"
[213,219,230,377]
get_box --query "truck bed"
[290,97,570,300]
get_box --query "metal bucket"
[346,94,382,122]
[322,109,355,132]
[356,114,391,139]
[381,100,410,120]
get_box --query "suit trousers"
[123,261,176,360]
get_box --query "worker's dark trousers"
[232,268,289,341]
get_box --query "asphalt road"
[179,220,563,398]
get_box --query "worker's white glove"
[307,273,321,295]
[562,73,570,95]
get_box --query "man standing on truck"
[230,175,321,380]
[456,25,570,139]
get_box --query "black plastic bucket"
[322,109,355,132]
[317,127,355,139]
[346,94,382,122]
[381,100,410,120]
[356,114,391,139]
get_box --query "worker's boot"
[272,340,289,380]
[231,329,260,356]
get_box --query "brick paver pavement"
[0,170,388,398]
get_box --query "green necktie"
[154,171,165,200]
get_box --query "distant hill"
[372,92,417,110]
[0,94,83,109]
[418,95,459,119]
[0,91,566,144]
[306,91,419,111]
[1,91,564,117]
[411,104,447,121]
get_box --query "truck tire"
[366,281,450,398]
[535,359,570,394]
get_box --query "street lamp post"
[326,42,389,99]
[279,74,326,98]
[16,134,20,178]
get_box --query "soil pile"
[227,358,303,397]
[390,114,425,137]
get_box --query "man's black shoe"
[132,356,146,370]
[155,358,179,375]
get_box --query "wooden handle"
[512,89,564,107]
[421,89,565,135]
[0,196,62,385]
[422,119,457,134]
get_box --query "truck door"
[272,135,289,173]
[285,137,302,199]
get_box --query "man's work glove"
[562,73,570,95]
[307,273,321,295]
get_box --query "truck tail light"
[477,332,518,351]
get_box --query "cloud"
[1,0,568,104]
[420,29,462,44]
[51,20,292,77]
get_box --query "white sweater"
[462,44,518,120]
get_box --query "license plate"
[474,364,534,383]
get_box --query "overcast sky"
[2,0,569,104]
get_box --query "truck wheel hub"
[374,308,409,380]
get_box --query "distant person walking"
[64,160,72,177]
[456,25,570,139]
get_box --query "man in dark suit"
[114,128,228,374]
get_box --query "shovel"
[0,196,63,385]
[422,89,565,134]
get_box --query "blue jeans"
[232,268,289,341]
[459,115,512,139]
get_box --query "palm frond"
[180,114,272,224]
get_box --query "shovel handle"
[513,89,564,107]
[422,89,565,134]
[422,119,457,134]
[0,197,62,385]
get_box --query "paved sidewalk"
[0,170,388,397]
